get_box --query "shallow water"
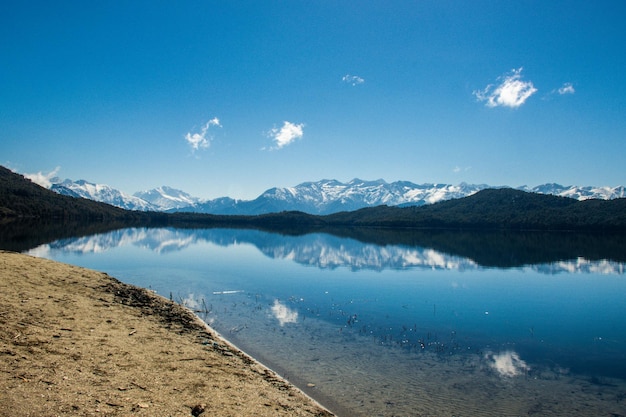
[28,228,626,416]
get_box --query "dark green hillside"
[1,165,624,232]
[324,188,626,231]
[0,166,143,221]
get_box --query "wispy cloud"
[184,117,221,152]
[267,121,304,150]
[474,68,537,108]
[24,166,60,188]
[342,74,365,86]
[453,166,472,174]
[558,82,575,95]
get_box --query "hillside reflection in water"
[27,228,626,416]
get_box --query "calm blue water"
[28,228,626,416]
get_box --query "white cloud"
[485,351,530,377]
[342,74,365,86]
[24,166,60,188]
[453,166,471,174]
[558,82,575,95]
[267,121,304,149]
[208,117,221,127]
[270,299,298,326]
[184,117,221,152]
[474,68,537,108]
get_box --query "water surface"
[27,228,626,416]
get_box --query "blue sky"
[2,1,625,200]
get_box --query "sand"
[0,250,334,417]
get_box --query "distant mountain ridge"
[133,186,202,211]
[47,177,626,215]
[2,166,625,232]
[322,188,626,231]
[0,166,141,221]
[51,179,157,211]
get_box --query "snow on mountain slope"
[50,179,157,211]
[250,179,490,214]
[525,183,626,200]
[48,177,625,215]
[134,186,202,211]
[216,180,624,215]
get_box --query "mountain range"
[47,177,626,215]
[51,179,157,211]
[3,165,625,233]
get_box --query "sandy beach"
[0,250,334,417]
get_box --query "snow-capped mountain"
[134,186,202,211]
[48,177,625,215]
[175,179,626,215]
[240,179,490,215]
[50,179,157,211]
[523,183,626,200]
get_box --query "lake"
[24,227,626,416]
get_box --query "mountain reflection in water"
[27,227,626,274]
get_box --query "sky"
[1,1,625,200]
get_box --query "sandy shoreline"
[0,250,334,417]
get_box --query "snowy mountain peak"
[47,176,625,215]
[50,179,157,211]
[247,179,490,213]
[524,184,626,200]
[134,186,201,211]
[347,178,386,186]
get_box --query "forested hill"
[323,188,626,231]
[1,165,625,231]
[0,166,144,221]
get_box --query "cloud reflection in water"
[271,300,298,326]
[486,351,530,377]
